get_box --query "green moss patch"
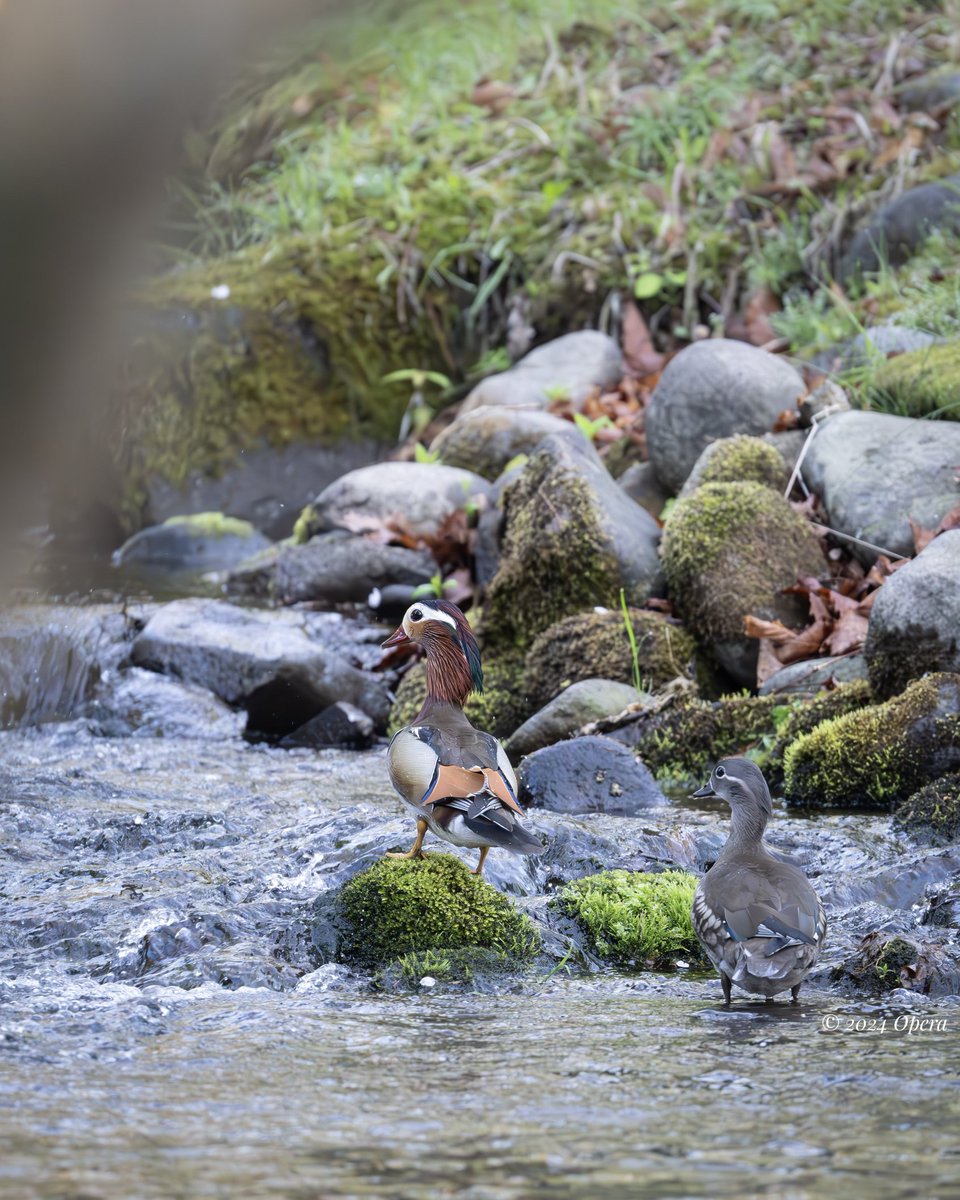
[337,854,539,967]
[559,869,703,969]
[524,609,696,711]
[661,482,823,643]
[693,435,789,492]
[163,512,258,538]
[783,672,960,809]
[871,341,960,421]
[762,680,874,785]
[893,773,960,843]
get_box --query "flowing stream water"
[1,718,958,1199]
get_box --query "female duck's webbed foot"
[387,817,429,860]
[472,846,490,875]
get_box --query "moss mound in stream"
[634,694,780,783]
[523,609,696,711]
[871,341,960,420]
[684,435,789,495]
[762,680,874,786]
[783,673,960,809]
[337,854,539,967]
[893,773,960,843]
[559,870,703,969]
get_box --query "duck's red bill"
[381,626,410,648]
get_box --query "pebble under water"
[1,722,959,1199]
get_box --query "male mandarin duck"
[691,757,826,1004]
[382,599,542,875]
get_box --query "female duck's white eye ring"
[715,765,726,778]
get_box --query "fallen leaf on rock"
[910,503,960,554]
[622,301,665,376]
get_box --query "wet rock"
[281,702,375,750]
[872,340,960,421]
[660,481,823,686]
[430,406,574,480]
[759,654,869,695]
[505,679,646,758]
[85,667,246,740]
[335,854,540,967]
[113,513,272,572]
[0,604,139,727]
[523,608,696,713]
[645,340,805,492]
[678,434,789,500]
[473,461,526,586]
[923,879,960,928]
[783,673,960,809]
[517,735,667,815]
[801,411,960,563]
[130,598,391,735]
[865,531,960,699]
[226,531,435,604]
[834,931,960,996]
[617,461,670,518]
[894,774,960,845]
[297,461,490,541]
[460,331,622,414]
[840,173,960,280]
[481,433,662,651]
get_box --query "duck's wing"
[387,721,523,817]
[432,796,542,856]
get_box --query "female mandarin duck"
[691,757,826,1004]
[382,599,542,875]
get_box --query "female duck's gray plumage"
[382,599,541,874]
[691,757,826,1003]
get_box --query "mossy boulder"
[893,773,960,843]
[783,672,960,809]
[678,435,789,499]
[337,855,539,967]
[762,680,874,786]
[871,341,960,420]
[388,651,528,740]
[113,511,272,570]
[660,481,823,687]
[480,433,661,653]
[109,239,443,531]
[559,869,704,968]
[430,406,574,480]
[522,609,696,712]
[632,693,780,783]
[834,931,960,996]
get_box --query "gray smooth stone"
[505,679,646,759]
[461,331,622,413]
[517,735,668,815]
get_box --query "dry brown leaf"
[471,78,515,115]
[756,638,785,687]
[622,300,666,376]
[821,609,869,656]
[742,286,781,347]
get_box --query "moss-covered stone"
[337,854,539,967]
[559,869,704,968]
[682,435,789,496]
[783,672,960,809]
[388,650,528,740]
[893,773,960,843]
[762,680,874,785]
[834,932,927,993]
[871,341,960,420]
[523,609,696,711]
[163,512,258,538]
[110,240,443,530]
[660,481,823,686]
[479,434,661,655]
[633,693,780,783]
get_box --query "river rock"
[481,433,662,648]
[130,599,391,734]
[113,513,272,572]
[85,667,246,739]
[226,532,435,604]
[661,481,824,686]
[840,173,960,280]
[645,340,806,492]
[430,406,574,480]
[759,654,868,696]
[801,411,960,562]
[617,462,670,518]
[899,70,960,112]
[677,434,788,500]
[460,331,622,414]
[281,701,375,750]
[505,679,645,759]
[894,774,960,846]
[517,735,668,815]
[297,461,490,540]
[864,531,960,699]
[815,322,941,376]
[871,341,960,420]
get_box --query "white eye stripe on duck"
[403,603,457,631]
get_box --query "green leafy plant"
[573,412,616,441]
[413,442,442,464]
[413,572,457,599]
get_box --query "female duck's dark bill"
[691,781,717,799]
[382,626,411,648]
